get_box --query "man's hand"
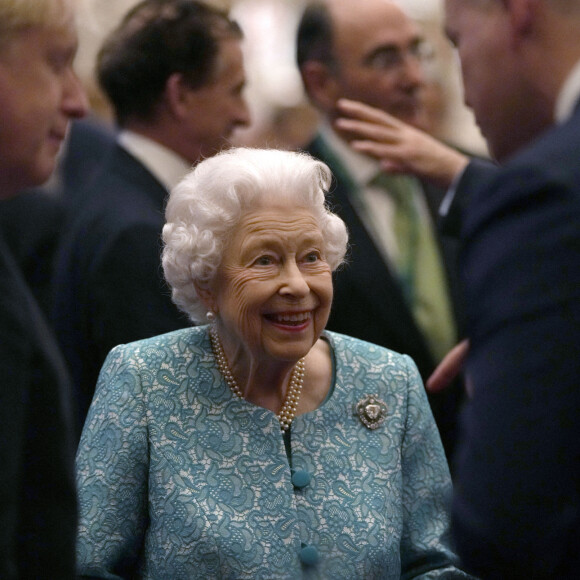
[427,339,470,394]
[335,98,469,189]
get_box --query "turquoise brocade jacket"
[76,326,471,579]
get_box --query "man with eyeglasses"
[297,0,466,463]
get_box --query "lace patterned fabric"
[76,326,471,579]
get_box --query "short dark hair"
[98,0,242,126]
[296,1,336,70]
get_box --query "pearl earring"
[206,311,216,322]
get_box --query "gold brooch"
[355,395,387,430]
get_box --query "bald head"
[328,0,409,25]
[298,0,430,128]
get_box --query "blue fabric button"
[299,545,319,566]
[291,469,311,488]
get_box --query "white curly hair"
[162,147,348,323]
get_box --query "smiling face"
[206,204,333,367]
[0,7,87,197]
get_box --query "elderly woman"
[75,148,472,579]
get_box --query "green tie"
[371,173,457,362]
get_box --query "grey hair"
[162,147,348,323]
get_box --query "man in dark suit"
[52,0,250,434]
[296,0,466,459]
[0,0,88,576]
[443,0,580,577]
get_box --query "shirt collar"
[117,130,192,191]
[555,58,580,123]
[319,122,381,187]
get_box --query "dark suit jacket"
[0,191,64,316]
[438,157,498,238]
[0,233,77,578]
[60,116,117,216]
[452,104,580,578]
[305,135,465,460]
[51,145,190,435]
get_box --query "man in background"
[0,0,88,575]
[443,0,580,576]
[296,0,466,460]
[52,0,250,434]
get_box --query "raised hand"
[335,98,469,189]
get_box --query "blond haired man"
[0,0,87,576]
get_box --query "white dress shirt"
[118,130,192,192]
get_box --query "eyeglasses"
[364,39,435,72]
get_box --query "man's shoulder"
[465,117,580,236]
[70,151,167,233]
[530,110,580,170]
[86,147,165,203]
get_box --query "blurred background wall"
[75,0,487,155]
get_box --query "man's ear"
[300,60,341,112]
[164,72,195,120]
[194,281,218,315]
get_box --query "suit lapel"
[113,145,169,211]
[306,136,429,346]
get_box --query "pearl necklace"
[209,327,305,431]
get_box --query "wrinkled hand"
[426,339,470,395]
[335,98,469,189]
